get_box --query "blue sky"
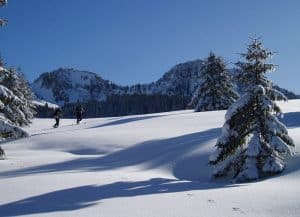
[1,0,300,93]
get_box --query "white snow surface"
[0,100,300,217]
[32,100,59,109]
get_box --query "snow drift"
[0,100,299,217]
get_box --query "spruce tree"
[0,1,7,157]
[0,66,31,137]
[209,39,294,182]
[0,0,35,157]
[0,66,29,159]
[2,67,36,126]
[0,0,7,26]
[189,52,239,112]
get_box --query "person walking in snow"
[53,107,62,128]
[75,102,84,124]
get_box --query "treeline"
[60,94,189,118]
[34,103,57,118]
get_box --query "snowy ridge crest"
[31,60,299,106]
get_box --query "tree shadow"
[0,177,239,217]
[30,115,165,137]
[67,148,112,155]
[279,154,300,176]
[0,128,221,182]
[87,115,166,129]
[279,112,300,128]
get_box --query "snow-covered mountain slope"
[32,60,299,106]
[0,100,299,217]
[31,68,118,104]
[32,60,205,105]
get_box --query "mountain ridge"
[32,59,299,106]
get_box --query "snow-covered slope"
[31,68,118,104]
[0,100,299,217]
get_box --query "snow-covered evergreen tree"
[209,39,295,182]
[189,52,238,112]
[0,66,29,159]
[4,68,36,125]
[0,1,7,157]
[0,0,35,157]
[0,0,7,6]
[0,65,33,137]
[0,0,7,26]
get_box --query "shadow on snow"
[1,112,299,216]
[87,115,165,129]
[0,177,239,217]
[279,112,300,128]
[31,114,172,137]
[0,128,221,182]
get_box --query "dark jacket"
[75,105,84,115]
[53,108,62,118]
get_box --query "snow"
[245,133,261,157]
[31,80,57,103]
[262,155,285,173]
[32,100,59,109]
[236,157,259,182]
[0,100,300,217]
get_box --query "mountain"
[31,60,205,106]
[273,85,300,100]
[32,60,299,106]
[32,68,118,104]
